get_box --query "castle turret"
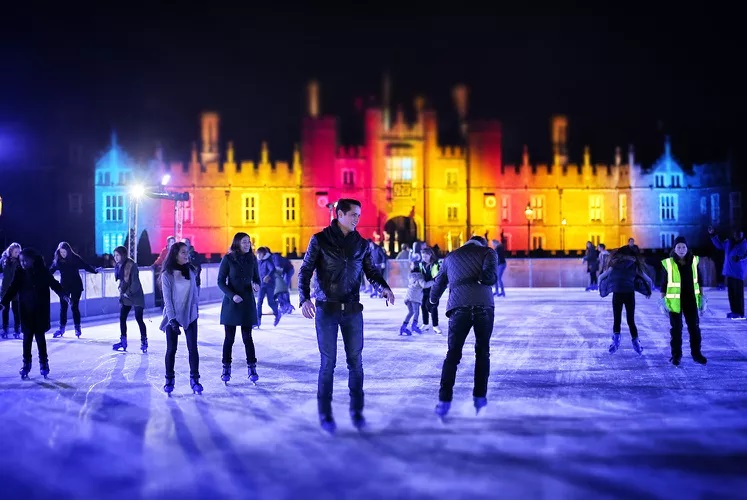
[551,115,568,165]
[200,112,220,165]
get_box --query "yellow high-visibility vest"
[661,256,702,313]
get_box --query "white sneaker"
[433,326,442,334]
[420,323,431,332]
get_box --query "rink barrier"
[0,257,721,322]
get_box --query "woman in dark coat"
[0,242,22,339]
[0,248,69,379]
[49,241,101,338]
[112,245,147,353]
[217,232,261,384]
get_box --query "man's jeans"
[439,306,495,402]
[315,305,364,417]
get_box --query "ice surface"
[1,288,746,499]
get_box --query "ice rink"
[1,287,746,499]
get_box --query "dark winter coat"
[271,252,294,275]
[217,251,260,327]
[583,248,599,272]
[50,255,98,295]
[0,256,20,298]
[710,234,747,280]
[258,257,276,290]
[298,219,390,305]
[598,256,652,297]
[430,240,498,316]
[0,264,66,333]
[115,258,145,307]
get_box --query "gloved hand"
[657,297,670,315]
[169,319,181,335]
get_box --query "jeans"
[404,301,420,325]
[120,305,147,339]
[257,285,279,323]
[315,304,364,416]
[612,292,638,339]
[165,319,199,379]
[439,306,495,402]
[59,290,83,328]
[495,263,506,295]
[222,325,257,365]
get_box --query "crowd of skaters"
[0,210,744,430]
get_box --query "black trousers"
[120,305,147,339]
[421,288,439,326]
[669,303,702,357]
[222,325,257,365]
[23,330,48,364]
[59,290,83,328]
[165,320,199,379]
[2,296,20,332]
[727,277,745,317]
[612,292,638,339]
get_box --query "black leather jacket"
[298,220,390,305]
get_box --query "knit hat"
[673,236,687,246]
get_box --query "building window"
[671,174,682,188]
[700,196,707,215]
[446,170,458,188]
[589,195,603,222]
[501,196,510,222]
[730,192,741,224]
[343,169,355,186]
[530,195,544,221]
[447,205,459,222]
[531,234,545,250]
[282,234,299,256]
[589,234,602,247]
[103,232,126,254]
[249,234,259,250]
[386,157,414,182]
[660,232,675,249]
[283,194,298,223]
[182,193,193,223]
[243,193,258,224]
[659,194,678,222]
[655,174,665,188]
[618,194,627,223]
[69,193,83,214]
[103,193,125,222]
[711,193,720,224]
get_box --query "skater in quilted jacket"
[0,242,22,339]
[400,260,433,335]
[112,246,147,353]
[49,241,101,338]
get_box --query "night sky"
[1,5,743,176]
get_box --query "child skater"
[400,259,434,335]
[598,245,653,355]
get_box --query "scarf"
[174,263,191,280]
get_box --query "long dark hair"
[609,245,647,273]
[228,232,254,257]
[53,241,82,265]
[163,242,192,275]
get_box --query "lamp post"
[129,183,146,263]
[561,218,567,252]
[524,202,534,253]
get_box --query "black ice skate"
[221,364,231,384]
[319,414,336,435]
[74,326,82,338]
[140,337,148,353]
[474,397,487,415]
[40,361,50,379]
[350,411,366,431]
[19,360,31,380]
[53,326,65,338]
[112,335,128,351]
[190,377,203,395]
[248,364,259,384]
[164,377,175,395]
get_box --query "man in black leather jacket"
[430,235,498,419]
[298,198,395,434]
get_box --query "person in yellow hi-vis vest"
[659,236,708,366]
